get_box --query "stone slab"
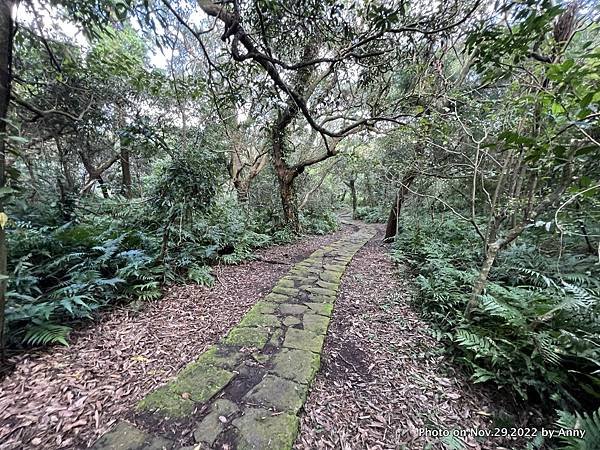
[244,375,307,413]
[283,328,325,354]
[270,348,321,385]
[233,408,299,450]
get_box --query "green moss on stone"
[190,346,243,370]
[223,326,270,348]
[283,316,301,327]
[233,408,299,450]
[276,278,295,288]
[263,292,289,303]
[304,302,333,317]
[271,286,299,297]
[316,280,338,291]
[279,303,307,315]
[250,302,277,314]
[283,328,325,353]
[138,364,234,417]
[238,310,280,328]
[270,349,320,385]
[323,264,345,273]
[137,385,196,417]
[308,294,335,304]
[305,286,337,298]
[194,399,239,445]
[320,271,342,283]
[268,328,283,347]
[244,375,308,413]
[91,421,173,450]
[302,314,330,335]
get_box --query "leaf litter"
[0,227,353,450]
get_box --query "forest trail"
[92,224,377,450]
[1,223,514,450]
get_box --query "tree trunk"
[465,243,499,315]
[120,147,132,198]
[56,138,75,191]
[98,177,110,199]
[79,152,119,196]
[384,173,416,241]
[384,197,399,240]
[279,174,299,233]
[271,111,301,233]
[234,179,250,204]
[465,221,528,316]
[348,179,357,219]
[0,0,14,362]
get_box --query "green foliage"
[392,215,600,410]
[557,408,600,450]
[300,210,340,235]
[187,265,214,287]
[354,206,388,223]
[5,178,294,347]
[24,323,71,347]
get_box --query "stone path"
[93,225,376,450]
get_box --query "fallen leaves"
[295,225,511,450]
[0,228,352,450]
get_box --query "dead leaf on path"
[0,228,353,450]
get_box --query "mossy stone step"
[92,225,377,450]
[233,408,299,450]
[137,363,234,418]
[92,422,172,450]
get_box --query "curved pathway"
[93,225,376,450]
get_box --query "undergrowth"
[355,205,389,223]
[6,194,337,349]
[392,215,600,449]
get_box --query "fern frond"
[479,294,524,324]
[24,323,71,347]
[557,407,600,450]
[454,329,499,360]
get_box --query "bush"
[392,215,600,415]
[355,205,388,223]
[4,197,279,348]
[300,209,340,235]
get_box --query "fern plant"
[556,408,600,450]
[24,322,71,347]
[393,214,600,411]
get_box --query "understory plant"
[392,214,600,447]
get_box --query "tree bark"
[465,221,528,316]
[234,179,250,204]
[466,243,499,314]
[384,173,416,241]
[345,178,357,219]
[79,151,119,196]
[0,0,14,362]
[228,146,267,205]
[120,147,132,198]
[279,174,299,233]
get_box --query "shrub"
[355,205,388,223]
[392,215,600,419]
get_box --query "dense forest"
[0,0,599,449]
